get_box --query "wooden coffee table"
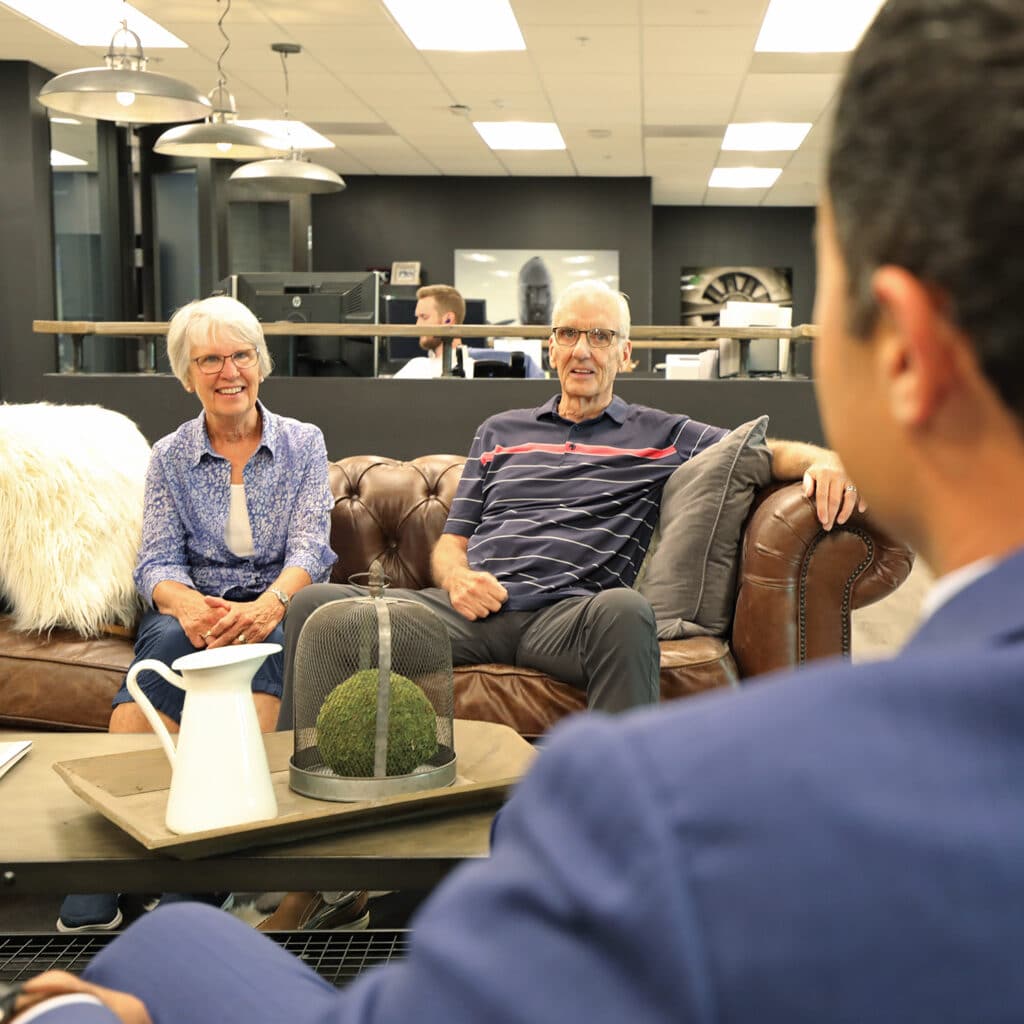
[0,730,521,896]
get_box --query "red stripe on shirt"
[479,442,677,465]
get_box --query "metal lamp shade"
[154,120,288,160]
[229,155,346,194]
[38,66,211,124]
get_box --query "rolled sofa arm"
[731,482,914,680]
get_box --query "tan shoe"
[257,891,370,931]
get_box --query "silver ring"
[203,629,213,639]
[844,484,857,492]
[235,633,247,644]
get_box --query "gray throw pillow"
[636,415,772,640]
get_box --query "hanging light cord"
[279,48,291,121]
[216,0,232,88]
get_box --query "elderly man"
[277,277,854,720]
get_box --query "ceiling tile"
[643,136,719,178]
[643,75,738,126]
[731,73,841,123]
[494,150,577,175]
[641,0,769,27]
[422,51,535,76]
[512,0,642,26]
[642,26,758,75]
[522,25,640,72]
[542,73,642,122]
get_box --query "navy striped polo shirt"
[444,394,728,610]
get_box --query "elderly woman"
[58,295,336,933]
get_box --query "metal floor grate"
[0,930,410,988]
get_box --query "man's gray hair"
[166,296,273,387]
[551,279,632,342]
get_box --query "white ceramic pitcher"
[126,643,281,835]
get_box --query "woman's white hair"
[166,295,272,387]
[550,279,631,341]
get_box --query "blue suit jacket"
[66,547,1024,1023]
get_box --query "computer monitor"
[719,300,792,376]
[382,291,488,366]
[219,271,382,377]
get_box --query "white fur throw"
[0,402,151,636]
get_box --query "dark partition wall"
[310,176,655,324]
[652,206,817,327]
[0,62,56,402]
[39,374,824,457]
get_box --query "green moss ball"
[316,669,438,777]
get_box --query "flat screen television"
[218,271,382,377]
[382,291,488,366]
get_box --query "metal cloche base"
[290,745,457,802]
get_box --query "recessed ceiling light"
[722,122,812,151]
[709,167,782,189]
[463,253,497,263]
[235,120,334,151]
[755,0,886,53]
[474,121,565,151]
[50,149,87,167]
[563,255,594,265]
[383,0,525,52]
[1,1,187,47]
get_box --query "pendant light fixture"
[38,9,210,125]
[154,0,288,160]
[228,43,346,195]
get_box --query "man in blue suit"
[11,0,1024,1020]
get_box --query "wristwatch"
[0,980,24,1023]
[269,587,290,616]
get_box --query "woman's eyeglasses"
[551,326,618,349]
[192,348,259,375]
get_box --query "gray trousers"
[278,584,660,728]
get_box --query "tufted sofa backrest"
[327,454,467,591]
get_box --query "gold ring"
[203,629,213,638]
[844,484,857,492]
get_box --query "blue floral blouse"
[133,401,337,604]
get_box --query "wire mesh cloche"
[289,562,456,801]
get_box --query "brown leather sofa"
[0,454,913,738]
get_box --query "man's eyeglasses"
[192,348,259,375]
[551,326,618,349]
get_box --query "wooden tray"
[54,720,535,860]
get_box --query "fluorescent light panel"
[50,149,87,166]
[755,0,886,53]
[0,1,187,47]
[709,167,782,189]
[235,120,334,151]
[474,121,565,151]
[722,122,811,151]
[383,0,525,52]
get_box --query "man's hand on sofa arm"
[432,534,508,621]
[766,439,866,531]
